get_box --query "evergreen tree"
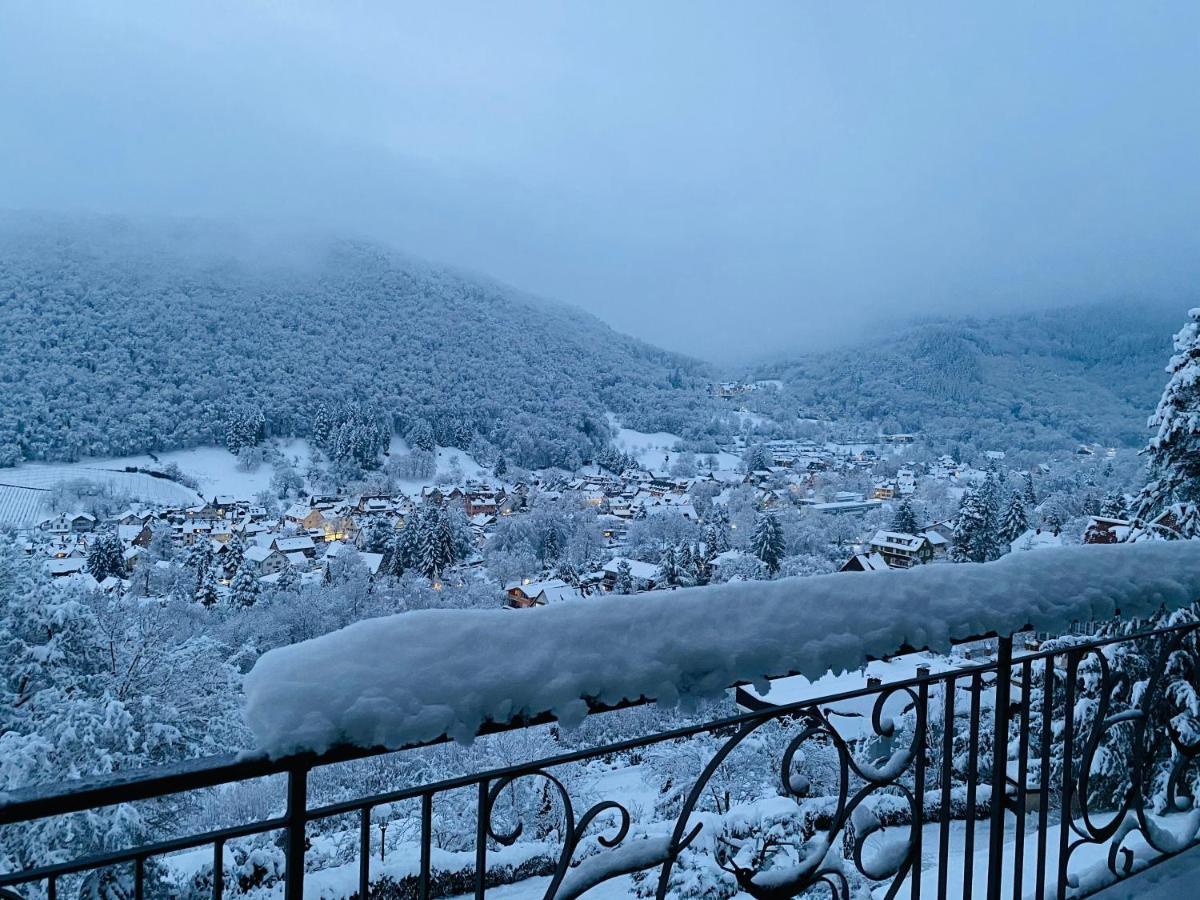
[494,455,508,478]
[229,565,259,608]
[1134,308,1200,537]
[406,418,436,452]
[741,444,772,473]
[678,543,696,583]
[1100,490,1127,519]
[1022,471,1038,509]
[223,533,246,578]
[275,563,301,594]
[194,567,219,608]
[953,489,996,563]
[693,542,712,586]
[890,498,920,535]
[613,560,634,594]
[704,522,731,556]
[556,559,580,587]
[660,545,680,586]
[541,527,561,564]
[750,511,784,575]
[86,531,125,581]
[312,402,335,446]
[363,517,393,554]
[998,492,1029,547]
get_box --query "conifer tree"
[953,490,996,562]
[890,498,920,535]
[1022,471,1038,509]
[750,511,784,575]
[998,492,1028,547]
[275,563,301,594]
[229,565,259,608]
[704,522,731,556]
[541,527,561,564]
[194,567,220,608]
[678,543,696,583]
[613,560,634,594]
[659,545,680,586]
[223,533,245,578]
[363,518,393,554]
[86,531,125,582]
[1100,490,1127,519]
[1133,308,1200,538]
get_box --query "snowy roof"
[45,558,87,576]
[243,542,1200,756]
[861,552,890,571]
[869,531,928,552]
[359,552,385,575]
[602,557,662,581]
[274,536,315,552]
[244,546,279,563]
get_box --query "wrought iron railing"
[3,620,1200,899]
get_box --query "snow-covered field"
[0,437,498,527]
[608,417,739,472]
[0,464,203,526]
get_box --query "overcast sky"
[2,2,1199,362]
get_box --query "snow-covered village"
[5,5,1200,900]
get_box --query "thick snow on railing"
[243,542,1200,757]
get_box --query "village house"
[504,577,578,608]
[601,557,662,592]
[39,512,97,534]
[867,531,934,569]
[272,535,317,558]
[840,552,891,573]
[871,481,896,501]
[243,546,288,577]
[285,503,328,531]
[1083,516,1132,544]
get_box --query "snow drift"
[243,542,1200,757]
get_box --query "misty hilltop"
[757,301,1182,450]
[0,214,711,469]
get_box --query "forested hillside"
[759,302,1182,449]
[0,215,712,469]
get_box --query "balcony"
[4,543,1200,899]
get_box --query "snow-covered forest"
[0,215,712,470]
[751,301,1180,450]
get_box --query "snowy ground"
[386,436,491,495]
[607,416,739,472]
[0,461,203,525]
[0,437,498,527]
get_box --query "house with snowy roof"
[504,578,578,608]
[867,531,934,569]
[243,546,288,577]
[601,557,663,592]
[840,552,890,573]
[39,512,97,534]
[1083,516,1132,545]
[272,535,316,557]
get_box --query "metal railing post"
[986,635,1013,900]
[285,766,309,900]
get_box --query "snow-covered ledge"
[243,542,1200,758]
